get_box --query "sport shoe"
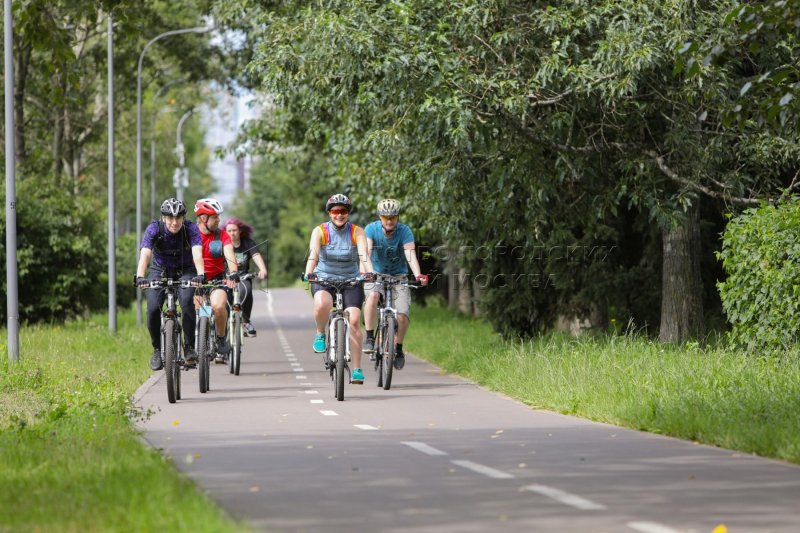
[351,368,364,384]
[184,346,198,365]
[362,337,375,354]
[243,321,257,337]
[216,335,231,355]
[150,349,163,371]
[393,346,405,370]
[313,333,326,353]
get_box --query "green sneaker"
[351,368,364,384]
[313,333,326,353]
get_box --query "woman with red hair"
[225,217,268,337]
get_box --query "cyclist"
[194,198,240,361]
[135,198,205,371]
[224,217,268,337]
[304,193,374,384]
[362,199,429,370]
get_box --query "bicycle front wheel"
[232,313,242,376]
[164,320,178,404]
[198,316,210,393]
[335,319,346,401]
[382,318,395,390]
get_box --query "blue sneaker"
[351,368,364,384]
[313,333,326,353]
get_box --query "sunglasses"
[329,208,350,215]
[380,215,399,222]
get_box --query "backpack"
[319,222,358,246]
[153,220,192,258]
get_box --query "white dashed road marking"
[310,399,324,404]
[354,424,378,430]
[401,441,448,456]
[451,460,515,479]
[523,484,606,511]
[320,410,338,416]
[627,522,682,533]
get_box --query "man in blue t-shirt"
[362,199,429,369]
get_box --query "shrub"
[718,198,800,352]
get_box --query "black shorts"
[311,282,364,310]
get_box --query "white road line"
[523,484,606,511]
[267,291,274,315]
[304,390,319,395]
[310,399,324,404]
[293,368,305,372]
[295,376,308,380]
[627,522,681,533]
[290,362,300,366]
[285,352,295,357]
[451,460,515,479]
[401,441,448,456]
[320,410,338,416]
[354,424,378,430]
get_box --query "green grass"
[0,309,246,532]
[407,304,800,464]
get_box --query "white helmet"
[377,198,400,216]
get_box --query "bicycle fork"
[327,315,351,364]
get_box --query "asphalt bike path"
[135,288,800,532]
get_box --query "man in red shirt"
[194,198,239,356]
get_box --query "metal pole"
[108,14,117,332]
[135,25,211,325]
[175,109,193,202]
[151,79,184,219]
[5,0,19,362]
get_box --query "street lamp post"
[174,109,194,202]
[150,79,185,220]
[5,0,19,362]
[135,25,211,325]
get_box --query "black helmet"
[160,197,187,217]
[325,193,352,212]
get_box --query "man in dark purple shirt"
[136,198,205,371]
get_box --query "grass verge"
[407,304,800,464]
[0,309,245,532]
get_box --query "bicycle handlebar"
[139,278,194,290]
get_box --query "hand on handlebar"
[303,272,318,282]
[135,276,149,289]
[416,274,429,286]
[361,272,375,282]
[190,273,205,287]
[258,269,267,280]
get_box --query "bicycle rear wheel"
[376,327,384,387]
[335,319,346,401]
[232,313,242,376]
[164,320,178,404]
[198,316,210,393]
[382,318,395,390]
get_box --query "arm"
[305,227,322,276]
[404,242,422,278]
[136,248,153,278]
[191,245,205,277]
[356,227,374,273]
[222,243,239,288]
[252,252,268,280]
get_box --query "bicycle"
[371,274,420,390]
[140,276,194,404]
[194,280,225,394]
[228,272,256,376]
[304,274,365,401]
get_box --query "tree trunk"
[659,201,704,342]
[14,42,31,166]
[447,247,458,310]
[457,266,471,314]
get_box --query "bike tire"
[198,316,210,393]
[335,319,346,401]
[164,320,178,404]
[176,329,182,400]
[376,329,384,387]
[382,318,395,390]
[232,313,242,376]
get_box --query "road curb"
[132,371,162,407]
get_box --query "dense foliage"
[215,0,800,340]
[719,198,800,352]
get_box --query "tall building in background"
[202,87,256,207]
